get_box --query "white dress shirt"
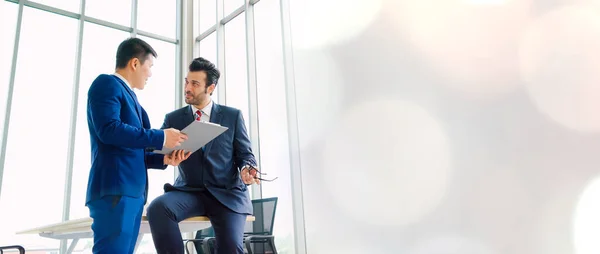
[191,100,213,122]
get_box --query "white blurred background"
[288,0,600,253]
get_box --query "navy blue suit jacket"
[86,74,167,205]
[161,103,256,215]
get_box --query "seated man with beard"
[146,57,261,254]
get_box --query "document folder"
[152,121,228,155]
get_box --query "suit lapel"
[180,106,195,128]
[141,108,151,129]
[178,107,203,159]
[112,75,143,122]
[203,103,222,157]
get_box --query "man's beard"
[185,97,199,105]
[185,92,207,105]
[186,86,210,105]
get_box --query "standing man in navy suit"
[147,57,261,254]
[86,37,191,254]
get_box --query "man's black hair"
[189,57,220,89]
[115,37,157,69]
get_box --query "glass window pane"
[223,15,250,207]
[254,0,296,252]
[138,0,176,39]
[195,0,216,38]
[134,36,178,253]
[224,0,243,16]
[0,7,78,250]
[29,0,80,13]
[0,1,18,148]
[199,32,218,102]
[224,16,249,127]
[86,0,132,27]
[68,22,129,252]
[199,32,217,65]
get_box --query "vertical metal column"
[216,0,226,105]
[244,0,262,199]
[175,0,194,185]
[0,0,25,203]
[178,0,194,109]
[130,0,138,36]
[279,0,307,252]
[59,0,87,252]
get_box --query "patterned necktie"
[196,110,202,121]
[196,109,205,152]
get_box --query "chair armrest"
[182,237,216,243]
[202,237,215,254]
[0,245,25,254]
[183,237,216,254]
[244,235,278,254]
[183,238,203,243]
[244,234,275,241]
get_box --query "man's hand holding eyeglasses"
[241,166,260,185]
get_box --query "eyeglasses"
[248,166,278,182]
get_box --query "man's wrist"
[240,164,255,172]
[240,165,251,185]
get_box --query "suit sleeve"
[144,112,170,170]
[233,110,257,168]
[88,75,164,150]
[145,153,166,170]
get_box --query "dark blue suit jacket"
[86,74,167,205]
[161,103,256,215]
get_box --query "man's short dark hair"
[189,57,220,88]
[115,37,157,69]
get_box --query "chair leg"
[269,238,278,254]
[202,238,212,254]
[184,240,191,254]
[245,239,253,254]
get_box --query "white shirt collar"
[113,73,133,91]
[191,100,213,117]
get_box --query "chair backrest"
[196,227,215,238]
[244,197,278,235]
[193,227,215,254]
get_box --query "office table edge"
[16,215,255,235]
